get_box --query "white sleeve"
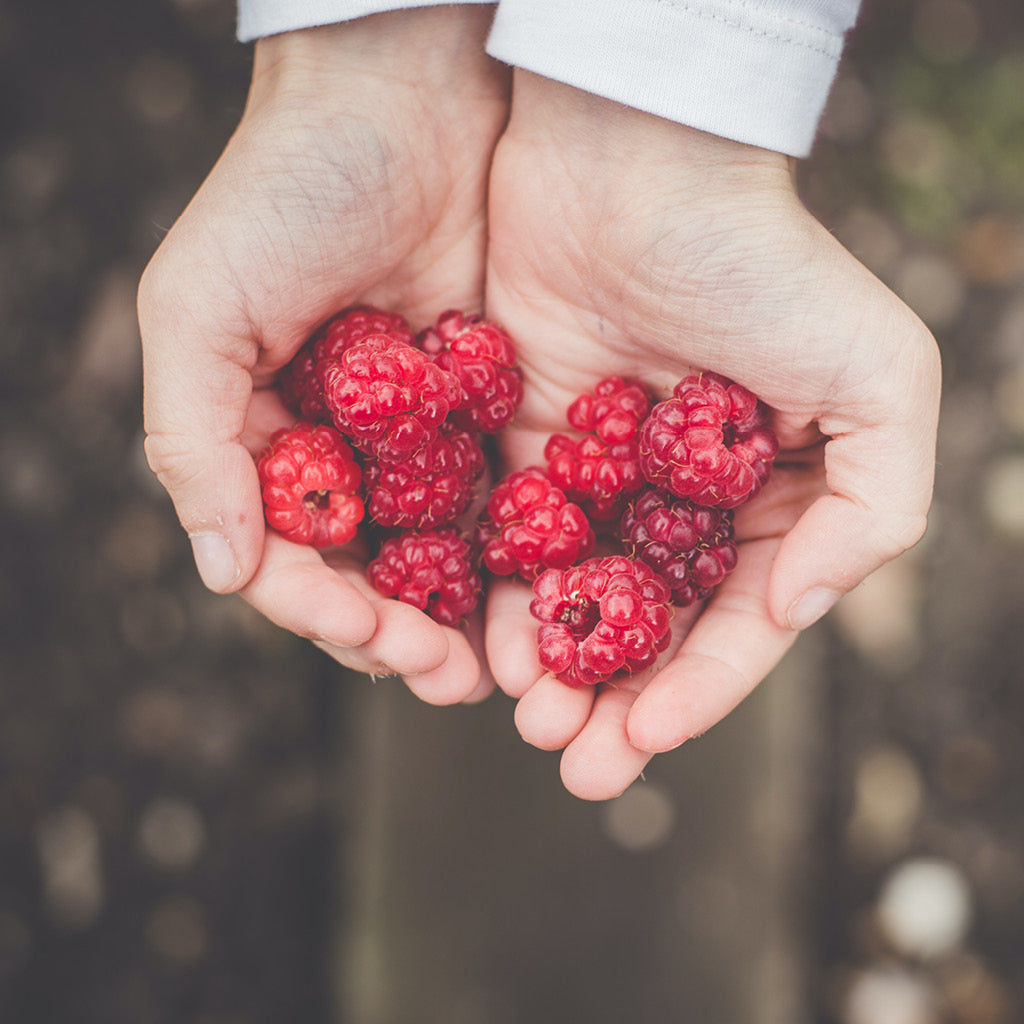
[237,0,494,44]
[485,0,862,157]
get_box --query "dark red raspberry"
[639,372,778,508]
[322,335,461,463]
[277,305,415,422]
[566,375,651,435]
[530,555,673,687]
[363,423,485,530]
[257,422,363,547]
[418,309,523,433]
[367,527,481,627]
[545,376,651,522]
[621,487,738,606]
[476,467,595,582]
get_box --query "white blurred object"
[843,967,940,1024]
[877,858,973,959]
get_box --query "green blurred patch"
[882,50,1024,237]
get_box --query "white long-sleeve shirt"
[235,0,862,157]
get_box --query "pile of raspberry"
[257,305,779,688]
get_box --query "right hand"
[482,73,941,798]
[138,8,510,704]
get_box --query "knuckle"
[142,431,200,493]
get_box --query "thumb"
[767,323,941,630]
[139,274,267,594]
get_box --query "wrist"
[248,7,506,113]
[506,71,794,203]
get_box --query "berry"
[638,372,778,508]
[257,422,363,547]
[530,555,673,687]
[566,375,651,435]
[322,334,462,463]
[418,309,523,433]
[476,467,595,582]
[363,423,485,530]
[367,527,481,627]
[620,487,738,606]
[545,376,651,521]
[277,305,415,422]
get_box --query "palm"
[482,74,940,798]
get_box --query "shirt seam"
[651,0,844,56]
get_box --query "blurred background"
[1,0,1022,1021]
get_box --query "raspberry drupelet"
[417,309,524,433]
[545,376,651,522]
[257,422,364,547]
[277,305,415,422]
[367,527,481,627]
[363,423,485,530]
[639,371,779,508]
[530,555,673,688]
[322,334,462,463]
[620,487,738,606]
[476,467,595,582]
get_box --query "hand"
[483,73,941,798]
[138,9,510,704]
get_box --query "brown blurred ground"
[1,1,1023,1022]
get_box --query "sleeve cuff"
[485,0,860,157]
[237,0,495,43]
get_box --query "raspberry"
[363,423,485,530]
[418,309,523,433]
[277,305,415,422]
[620,487,738,606]
[639,372,779,508]
[530,555,673,687]
[257,422,363,547]
[566,375,651,435]
[367,527,481,627]
[322,334,462,463]
[476,467,595,582]
[545,376,651,521]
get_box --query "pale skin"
[139,9,509,705]
[139,17,942,800]
[484,72,940,799]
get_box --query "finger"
[559,679,654,801]
[400,627,485,706]
[317,589,451,678]
[240,531,377,647]
[484,577,546,698]
[514,674,594,751]
[627,538,797,753]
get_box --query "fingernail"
[189,532,240,592]
[787,587,841,631]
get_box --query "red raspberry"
[620,487,738,606]
[476,467,595,582]
[322,335,461,463]
[418,309,523,433]
[257,422,363,547]
[363,423,485,530]
[367,527,481,627]
[639,372,779,508]
[277,305,414,422]
[530,555,673,687]
[545,376,651,522]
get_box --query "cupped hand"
[138,8,509,704]
[484,73,941,797]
